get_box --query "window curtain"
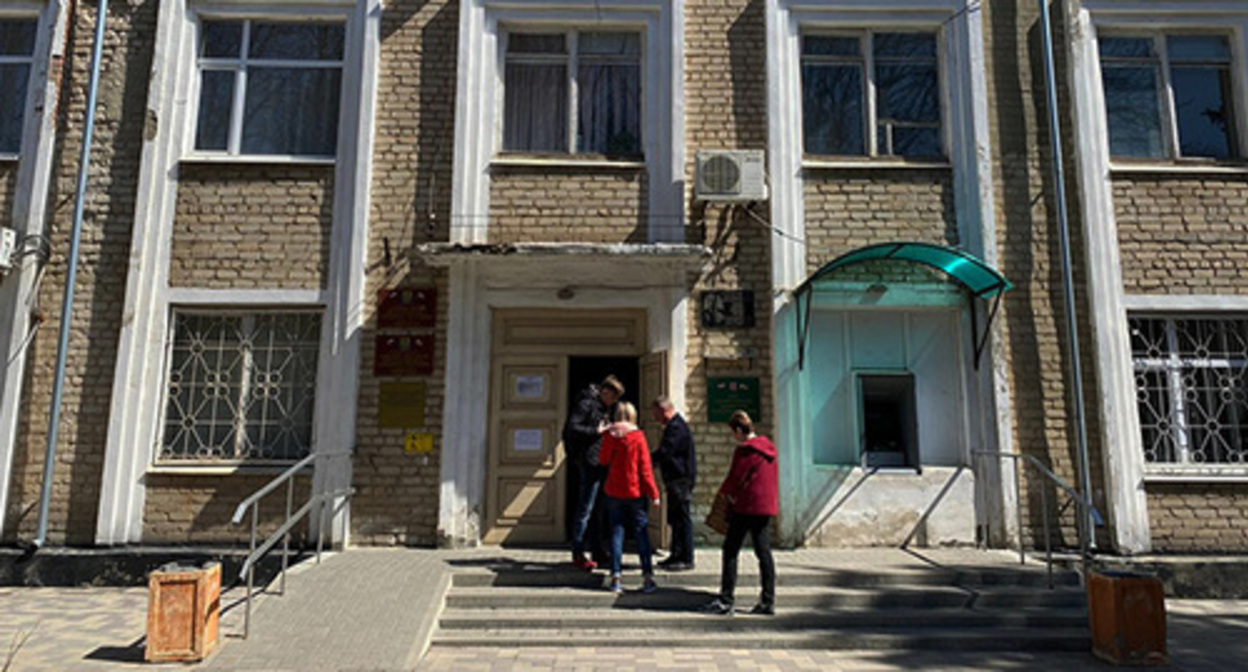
[504,62,567,152]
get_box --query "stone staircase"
[429,549,1090,651]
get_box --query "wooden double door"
[483,309,668,546]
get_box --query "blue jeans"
[571,459,603,556]
[607,496,654,578]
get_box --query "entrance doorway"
[483,309,653,545]
[564,356,640,541]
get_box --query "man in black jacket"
[651,395,697,570]
[563,375,623,570]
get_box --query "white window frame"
[1098,29,1242,162]
[0,12,41,160]
[451,0,684,244]
[799,29,946,160]
[185,4,354,164]
[157,307,324,466]
[499,28,646,157]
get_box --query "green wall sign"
[707,377,761,423]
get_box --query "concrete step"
[437,607,1089,631]
[443,585,1088,610]
[429,627,1091,652]
[448,566,1082,590]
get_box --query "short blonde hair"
[615,401,638,424]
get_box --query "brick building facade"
[1,0,1246,555]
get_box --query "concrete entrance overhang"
[423,242,709,548]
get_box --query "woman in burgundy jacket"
[704,410,778,616]
[599,401,661,595]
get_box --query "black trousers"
[664,479,695,563]
[718,513,775,608]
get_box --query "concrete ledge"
[0,546,290,587]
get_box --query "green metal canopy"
[793,242,1012,370]
[795,241,1012,298]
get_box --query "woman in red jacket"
[704,410,778,616]
[599,401,661,594]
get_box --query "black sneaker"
[749,603,775,615]
[662,561,694,572]
[702,599,735,616]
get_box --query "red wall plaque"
[374,334,436,376]
[377,288,437,329]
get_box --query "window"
[1100,34,1238,160]
[160,311,321,463]
[194,20,344,157]
[503,31,641,156]
[856,372,918,468]
[0,19,38,156]
[1131,316,1248,466]
[801,32,942,159]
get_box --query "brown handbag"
[705,492,732,535]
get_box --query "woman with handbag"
[599,401,661,595]
[704,410,778,616]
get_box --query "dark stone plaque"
[700,290,755,328]
[374,334,435,376]
[378,287,437,329]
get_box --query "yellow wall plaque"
[405,432,434,455]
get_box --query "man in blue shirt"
[651,396,697,570]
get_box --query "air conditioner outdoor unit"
[695,150,768,202]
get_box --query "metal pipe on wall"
[34,0,110,548]
[1037,0,1097,553]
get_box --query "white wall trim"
[449,0,685,245]
[1064,0,1150,553]
[437,258,691,547]
[0,0,66,540]
[1123,295,1248,312]
[309,0,380,547]
[96,0,370,545]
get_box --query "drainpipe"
[1038,0,1097,553]
[33,0,109,548]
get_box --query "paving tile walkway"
[1,548,1245,671]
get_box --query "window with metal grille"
[193,19,344,157]
[0,19,38,156]
[1130,316,1248,465]
[1099,34,1238,160]
[801,31,942,159]
[159,311,321,463]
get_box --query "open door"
[641,349,669,550]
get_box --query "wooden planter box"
[146,561,221,663]
[1088,570,1168,666]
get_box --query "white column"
[1063,0,1150,553]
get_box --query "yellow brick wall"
[0,164,15,218]
[144,474,313,545]
[169,165,334,290]
[489,168,649,244]
[1115,174,1248,295]
[985,0,1107,549]
[347,0,458,545]
[804,168,957,273]
[1147,484,1248,552]
[682,0,772,519]
[5,1,157,544]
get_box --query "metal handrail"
[974,450,1104,587]
[230,451,354,639]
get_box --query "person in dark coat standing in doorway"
[704,410,778,616]
[563,375,624,570]
[651,396,697,570]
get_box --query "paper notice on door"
[513,429,544,452]
[515,375,546,399]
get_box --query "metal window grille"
[159,311,322,463]
[1130,316,1248,465]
